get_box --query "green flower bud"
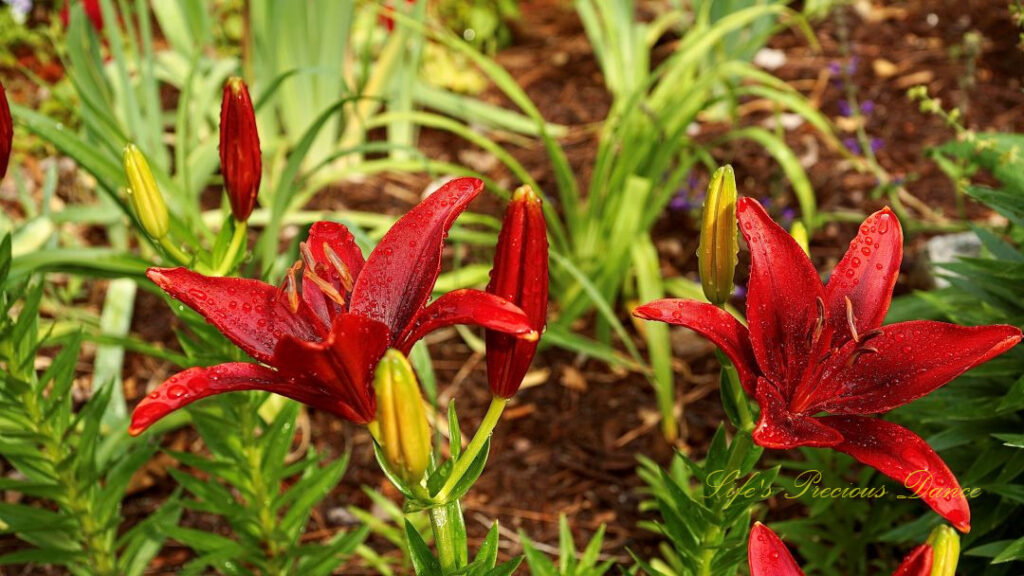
[790,221,810,256]
[123,144,169,240]
[370,349,431,484]
[925,525,959,576]
[698,165,739,306]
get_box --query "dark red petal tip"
[736,197,824,389]
[748,522,805,576]
[824,206,903,346]
[350,177,484,339]
[634,299,760,394]
[146,267,325,364]
[822,415,971,532]
[892,544,933,576]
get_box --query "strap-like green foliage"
[635,426,778,576]
[0,235,175,575]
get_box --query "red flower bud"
[486,185,549,398]
[219,77,261,222]
[0,79,11,181]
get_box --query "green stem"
[241,405,285,574]
[158,235,194,268]
[213,219,248,276]
[697,432,756,576]
[428,500,468,574]
[434,396,506,503]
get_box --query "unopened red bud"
[486,185,549,398]
[0,79,11,181]
[219,77,261,222]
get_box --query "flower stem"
[158,235,193,267]
[434,396,506,504]
[428,500,468,574]
[213,219,248,276]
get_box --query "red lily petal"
[128,362,361,436]
[737,198,824,392]
[350,177,484,340]
[748,522,805,576]
[824,207,902,346]
[892,544,933,576]
[486,186,549,398]
[273,313,390,424]
[396,289,537,355]
[818,321,1022,414]
[301,221,366,321]
[0,79,11,181]
[147,267,326,365]
[753,378,843,449]
[821,415,971,532]
[633,299,760,394]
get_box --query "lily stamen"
[323,243,355,292]
[845,296,860,343]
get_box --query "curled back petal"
[819,321,1022,415]
[273,313,391,424]
[396,289,537,355]
[147,267,326,365]
[128,362,361,436]
[737,198,824,393]
[350,177,483,340]
[820,415,971,533]
[747,522,805,576]
[633,299,759,394]
[892,544,933,576]
[752,378,842,449]
[824,207,903,347]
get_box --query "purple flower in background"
[759,197,773,209]
[781,208,796,227]
[861,100,875,115]
[870,137,884,154]
[669,192,692,211]
[838,100,853,117]
[733,284,748,299]
[843,137,861,154]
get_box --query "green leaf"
[405,520,443,576]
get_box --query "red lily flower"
[0,79,11,181]
[485,186,548,398]
[219,77,261,222]
[748,522,932,576]
[634,199,1022,532]
[129,178,537,435]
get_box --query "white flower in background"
[4,0,32,24]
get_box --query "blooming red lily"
[748,522,932,576]
[634,199,1022,532]
[485,186,548,398]
[130,178,537,435]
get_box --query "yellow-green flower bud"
[370,349,431,484]
[790,221,810,256]
[123,144,169,239]
[925,525,959,576]
[698,165,738,306]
